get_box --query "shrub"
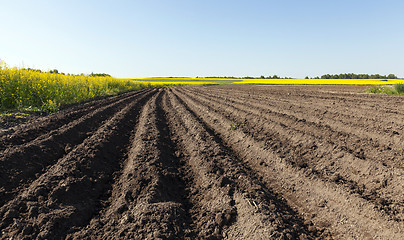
[394,83,404,94]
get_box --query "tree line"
[307,73,397,79]
[23,68,111,77]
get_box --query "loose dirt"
[0,85,403,239]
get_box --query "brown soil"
[0,85,403,239]
[0,111,41,130]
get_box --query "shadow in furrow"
[171,89,322,239]
[153,90,196,238]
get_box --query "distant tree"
[321,74,331,79]
[314,73,398,79]
[24,68,42,73]
[387,74,397,79]
[89,72,111,77]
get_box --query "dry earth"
[0,85,403,239]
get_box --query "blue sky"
[1,0,403,78]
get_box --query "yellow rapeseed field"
[130,77,402,85]
[123,78,233,85]
[0,61,153,112]
[233,78,401,85]
[130,80,219,86]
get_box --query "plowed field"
[0,85,403,239]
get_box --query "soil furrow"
[173,87,404,239]
[193,87,404,140]
[193,86,404,130]
[67,89,195,239]
[203,85,404,118]
[0,89,156,239]
[166,89,325,239]
[186,87,404,151]
[177,87,404,218]
[0,90,153,207]
[0,89,148,150]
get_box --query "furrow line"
[202,86,404,117]
[0,89,153,207]
[192,86,404,127]
[186,87,404,148]
[166,89,324,239]
[0,89,148,150]
[177,87,404,221]
[189,87,404,138]
[173,88,404,239]
[0,89,156,240]
[67,89,195,239]
[181,87,404,170]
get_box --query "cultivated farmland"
[0,85,403,239]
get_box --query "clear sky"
[1,0,403,78]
